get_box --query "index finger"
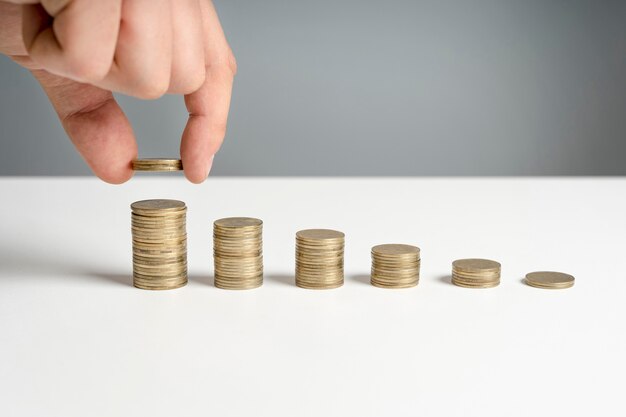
[180,0,236,184]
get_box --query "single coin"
[372,244,420,257]
[452,258,501,272]
[372,258,420,267]
[132,158,183,171]
[131,199,186,213]
[295,242,345,250]
[525,271,575,289]
[296,229,345,241]
[214,217,263,229]
[371,280,418,289]
[296,280,343,290]
[451,280,499,289]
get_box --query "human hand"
[0,0,236,183]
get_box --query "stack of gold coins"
[295,229,345,289]
[132,158,183,172]
[525,271,575,289]
[213,217,263,290]
[131,199,187,290]
[370,244,421,288]
[452,258,501,288]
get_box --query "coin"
[451,258,501,288]
[372,244,420,256]
[214,217,263,229]
[131,199,186,213]
[370,243,421,289]
[132,158,183,171]
[213,217,263,290]
[131,199,188,290]
[525,271,575,289]
[295,229,344,289]
[296,229,345,241]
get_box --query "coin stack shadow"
[131,199,188,290]
[213,217,263,290]
[295,229,345,289]
[451,258,501,288]
[371,244,421,288]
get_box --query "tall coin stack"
[370,244,421,288]
[213,217,263,290]
[295,229,345,289]
[451,258,501,288]
[131,199,188,290]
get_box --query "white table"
[1,178,624,417]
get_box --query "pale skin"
[0,0,237,184]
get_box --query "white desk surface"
[0,177,624,417]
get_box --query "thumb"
[31,70,137,183]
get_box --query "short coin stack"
[371,244,421,288]
[452,258,501,288]
[132,158,183,172]
[295,229,345,289]
[213,217,263,290]
[525,271,574,289]
[131,199,187,290]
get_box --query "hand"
[0,0,237,183]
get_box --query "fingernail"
[206,155,214,179]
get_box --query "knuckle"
[207,51,237,78]
[227,51,237,75]
[180,66,206,94]
[64,53,110,81]
[210,122,228,140]
[134,74,170,100]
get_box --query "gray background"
[1,0,625,176]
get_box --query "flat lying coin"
[296,229,345,241]
[525,271,575,289]
[131,199,186,213]
[452,258,501,272]
[132,158,183,171]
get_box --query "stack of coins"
[371,244,421,288]
[213,217,263,289]
[452,258,501,288]
[525,271,575,289]
[132,158,183,172]
[131,199,187,290]
[295,229,345,289]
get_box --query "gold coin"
[132,158,183,171]
[452,258,501,272]
[134,282,187,291]
[296,281,343,290]
[372,244,420,257]
[296,229,344,241]
[294,229,344,289]
[525,271,574,289]
[131,199,188,290]
[371,280,418,289]
[451,258,500,289]
[214,217,263,229]
[214,281,263,290]
[451,279,499,289]
[131,199,186,213]
[212,217,264,290]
